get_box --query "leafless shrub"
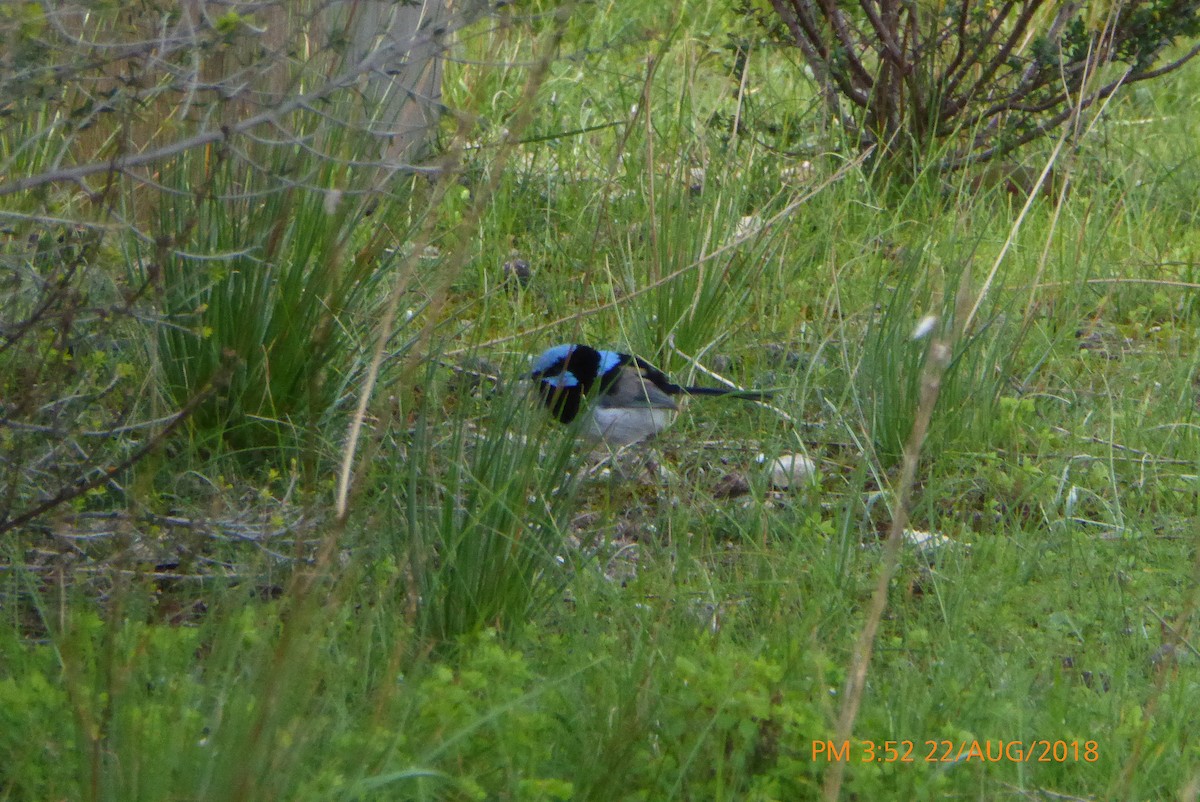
[763,0,1200,169]
[0,0,490,531]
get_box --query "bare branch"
[0,364,228,535]
[817,0,877,90]
[763,0,1200,172]
[858,0,908,70]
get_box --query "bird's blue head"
[530,344,579,387]
[529,344,623,387]
[530,344,625,423]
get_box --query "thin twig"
[1034,277,1200,291]
[0,12,493,197]
[444,147,872,359]
[0,368,226,534]
[823,270,973,801]
[335,2,577,519]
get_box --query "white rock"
[902,528,967,559]
[764,453,816,490]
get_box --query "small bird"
[529,344,771,446]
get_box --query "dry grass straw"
[335,2,576,520]
[822,140,1068,799]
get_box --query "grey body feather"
[599,368,678,410]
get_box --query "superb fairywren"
[529,344,771,446]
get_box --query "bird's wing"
[600,366,679,410]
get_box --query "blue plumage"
[531,344,575,375]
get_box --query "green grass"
[2,0,1200,800]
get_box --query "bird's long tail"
[681,386,774,401]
